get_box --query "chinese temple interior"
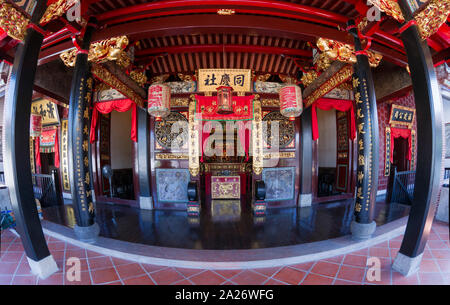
[0,0,449,280]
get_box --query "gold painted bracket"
[91,63,145,108]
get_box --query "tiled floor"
[0,221,448,285]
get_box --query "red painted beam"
[97,0,348,25]
[135,44,312,58]
[97,7,341,28]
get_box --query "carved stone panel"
[262,111,295,148]
[156,169,190,203]
[262,167,295,201]
[155,111,188,150]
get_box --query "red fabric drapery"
[54,130,60,168]
[194,95,255,121]
[36,127,60,168]
[390,127,412,162]
[35,138,41,168]
[196,94,254,162]
[90,99,137,143]
[312,98,356,141]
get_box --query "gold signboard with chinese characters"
[198,69,252,93]
[31,98,60,126]
[389,105,415,129]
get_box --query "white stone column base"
[392,252,423,277]
[26,255,59,279]
[298,194,312,207]
[140,196,153,210]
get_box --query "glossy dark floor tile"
[42,196,410,250]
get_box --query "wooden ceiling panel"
[134,32,312,75]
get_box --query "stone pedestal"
[350,220,376,241]
[298,193,312,207]
[139,196,153,210]
[393,252,423,277]
[436,186,449,223]
[26,255,59,279]
[74,223,100,244]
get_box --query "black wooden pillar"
[3,2,58,278]
[299,107,313,207]
[348,20,379,240]
[68,20,99,242]
[392,1,444,276]
[137,106,152,209]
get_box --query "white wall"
[317,108,337,168]
[110,110,133,169]
[443,94,450,169]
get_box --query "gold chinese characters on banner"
[61,119,70,191]
[198,69,252,93]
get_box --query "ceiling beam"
[92,14,406,65]
[96,0,348,25]
[135,44,313,58]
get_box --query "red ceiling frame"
[92,0,406,57]
[96,0,348,24]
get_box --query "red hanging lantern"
[148,83,171,119]
[279,84,303,120]
[216,86,234,114]
[30,114,42,138]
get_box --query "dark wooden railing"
[32,169,63,208]
[386,167,416,206]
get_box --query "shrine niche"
[384,104,416,176]
[262,167,295,201]
[156,169,190,203]
[155,111,188,150]
[262,111,295,148]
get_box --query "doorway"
[392,137,409,172]
[93,111,136,204]
[315,109,353,200]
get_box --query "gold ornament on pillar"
[316,38,383,68]
[129,70,147,87]
[0,0,29,41]
[60,36,130,68]
[367,0,405,23]
[40,0,78,25]
[301,70,319,87]
[415,0,450,40]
